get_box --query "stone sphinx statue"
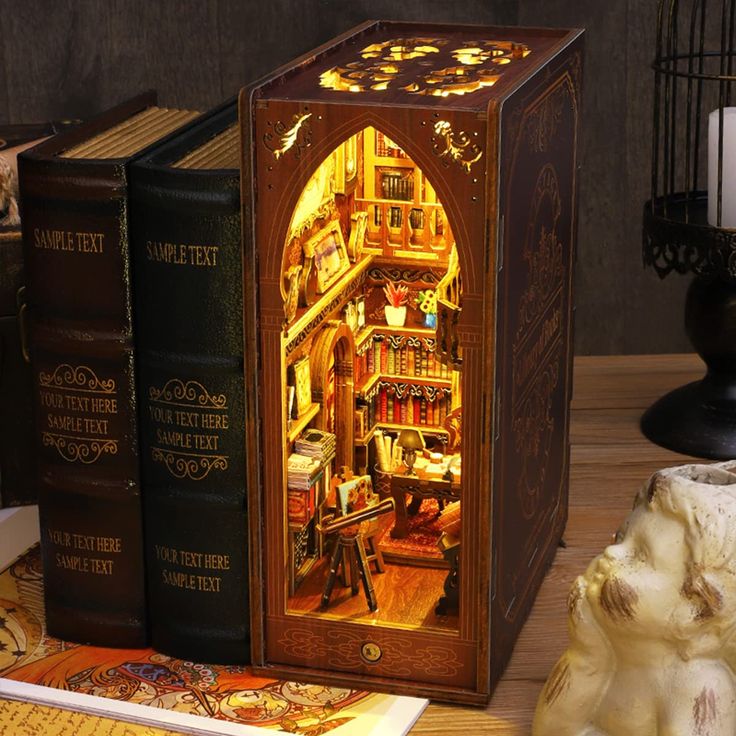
[533,461,736,736]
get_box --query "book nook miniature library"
[241,21,583,703]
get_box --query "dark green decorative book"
[129,102,249,663]
[18,93,200,647]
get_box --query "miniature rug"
[0,543,426,735]
[378,500,444,564]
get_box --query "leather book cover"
[0,121,79,508]
[0,230,35,507]
[18,93,200,648]
[128,102,248,663]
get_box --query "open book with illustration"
[0,508,427,735]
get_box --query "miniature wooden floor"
[412,353,705,734]
[288,556,458,631]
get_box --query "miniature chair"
[435,500,461,615]
[318,475,394,612]
[443,406,462,452]
[326,468,387,584]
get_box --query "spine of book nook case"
[129,136,249,663]
[18,154,147,648]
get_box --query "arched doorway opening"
[279,125,463,629]
[311,322,355,471]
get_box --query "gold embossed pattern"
[38,364,119,464]
[148,379,229,481]
[431,120,482,173]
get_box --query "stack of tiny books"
[287,452,324,490]
[295,429,337,462]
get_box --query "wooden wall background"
[0,0,691,355]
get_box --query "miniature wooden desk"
[389,463,461,539]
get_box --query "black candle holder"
[642,0,736,459]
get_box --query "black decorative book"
[129,102,249,663]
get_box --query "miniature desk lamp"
[397,428,423,475]
[642,0,736,458]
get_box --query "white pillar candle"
[708,107,736,228]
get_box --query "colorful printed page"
[0,509,427,735]
[0,696,182,736]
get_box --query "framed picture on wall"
[293,357,312,416]
[347,211,368,262]
[283,264,302,323]
[303,220,350,293]
[343,300,358,333]
[355,295,366,329]
[333,134,358,195]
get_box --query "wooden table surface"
[411,353,705,734]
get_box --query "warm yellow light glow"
[387,44,440,61]
[452,47,488,65]
[361,44,384,57]
[319,38,530,96]
[281,127,463,629]
[320,68,369,93]
[381,134,401,151]
[361,41,440,62]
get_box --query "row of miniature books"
[355,334,452,384]
[17,92,250,662]
[0,507,428,735]
[357,388,452,437]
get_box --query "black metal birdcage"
[642,0,736,459]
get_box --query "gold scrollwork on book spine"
[39,364,115,393]
[38,363,119,465]
[150,449,229,481]
[41,434,118,464]
[148,378,230,481]
[149,379,226,409]
[432,120,482,174]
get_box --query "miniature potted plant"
[383,281,408,327]
[415,288,438,329]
